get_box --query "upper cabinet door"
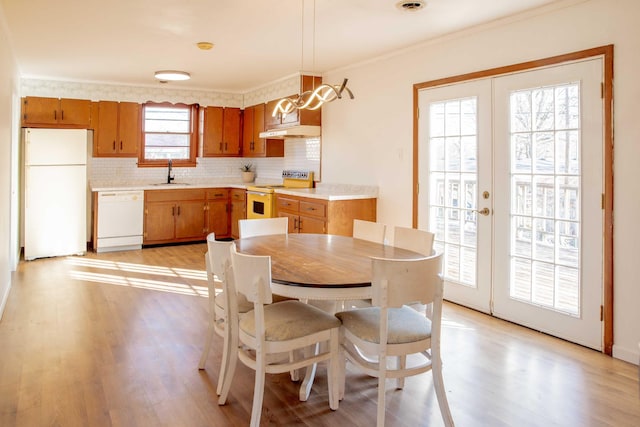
[117,102,140,156]
[22,97,91,127]
[95,101,140,157]
[203,106,224,156]
[203,106,241,157]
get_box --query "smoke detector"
[396,0,426,12]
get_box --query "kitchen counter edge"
[90,182,377,201]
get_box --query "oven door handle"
[247,191,270,197]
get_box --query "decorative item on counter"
[240,164,255,183]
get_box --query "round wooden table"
[235,233,427,301]
[235,233,428,401]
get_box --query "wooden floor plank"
[0,243,638,426]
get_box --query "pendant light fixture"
[272,0,353,118]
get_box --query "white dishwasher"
[96,190,144,253]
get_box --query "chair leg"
[216,324,230,395]
[432,356,455,427]
[250,363,266,427]
[338,344,346,401]
[218,324,239,405]
[198,323,215,370]
[395,355,406,389]
[377,366,386,427]
[327,329,340,410]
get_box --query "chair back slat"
[371,253,443,309]
[229,245,273,304]
[353,219,386,244]
[393,226,435,256]
[239,217,288,239]
[207,233,234,282]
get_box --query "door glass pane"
[429,97,478,288]
[508,83,581,316]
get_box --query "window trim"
[138,102,199,167]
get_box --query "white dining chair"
[219,245,341,427]
[393,225,435,256]
[335,253,454,427]
[238,217,288,238]
[198,233,252,396]
[353,219,386,244]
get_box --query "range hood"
[259,125,321,139]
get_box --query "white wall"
[322,0,640,363]
[0,6,19,318]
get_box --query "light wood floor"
[1,243,638,426]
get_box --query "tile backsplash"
[90,138,321,184]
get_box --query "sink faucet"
[167,159,175,184]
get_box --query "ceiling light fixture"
[154,70,191,81]
[196,41,214,50]
[272,0,353,119]
[396,0,426,12]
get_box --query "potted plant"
[240,163,255,183]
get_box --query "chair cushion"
[240,300,341,341]
[336,306,432,344]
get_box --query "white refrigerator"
[24,128,88,260]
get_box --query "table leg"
[299,343,319,401]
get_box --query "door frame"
[412,45,614,355]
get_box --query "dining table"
[234,232,428,400]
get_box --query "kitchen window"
[138,102,199,167]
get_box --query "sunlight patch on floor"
[65,256,209,297]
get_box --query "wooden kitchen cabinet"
[203,107,241,157]
[242,103,284,158]
[264,75,322,130]
[95,101,140,157]
[206,188,230,237]
[144,189,207,244]
[276,195,327,234]
[22,96,92,127]
[230,188,246,239]
[276,194,377,236]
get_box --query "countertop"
[90,180,378,201]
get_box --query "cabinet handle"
[298,218,303,231]
[177,206,181,215]
[61,110,64,121]
[172,206,175,216]
[54,110,57,120]
[112,141,116,150]
[120,141,123,150]
[219,142,223,151]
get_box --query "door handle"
[477,208,491,216]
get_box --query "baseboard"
[612,343,640,365]
[0,280,11,321]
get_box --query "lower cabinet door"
[145,202,176,242]
[298,215,326,234]
[175,201,206,239]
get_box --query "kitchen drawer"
[231,189,246,201]
[206,188,229,200]
[145,189,206,202]
[277,196,300,212]
[299,200,326,218]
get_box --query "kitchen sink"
[149,182,191,186]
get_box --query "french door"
[418,80,493,314]
[418,58,604,350]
